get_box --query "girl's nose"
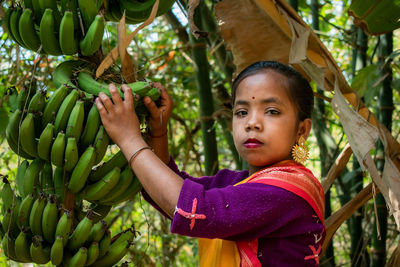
[245,116,263,131]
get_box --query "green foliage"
[351,64,380,104]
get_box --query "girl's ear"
[297,118,312,140]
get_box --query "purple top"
[143,158,325,266]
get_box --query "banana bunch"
[4,0,176,56]
[4,0,105,56]
[0,175,136,265]
[105,0,177,24]
[3,58,164,264]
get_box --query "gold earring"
[292,136,309,164]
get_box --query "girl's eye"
[234,110,247,117]
[266,109,280,115]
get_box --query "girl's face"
[232,71,311,174]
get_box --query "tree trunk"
[165,8,241,169]
[309,1,336,265]
[371,32,393,267]
[189,8,219,175]
[350,27,369,267]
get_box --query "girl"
[95,61,325,266]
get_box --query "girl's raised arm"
[95,83,180,218]
[142,82,173,164]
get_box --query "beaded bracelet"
[128,146,153,166]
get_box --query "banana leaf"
[348,0,400,35]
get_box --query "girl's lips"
[244,138,263,148]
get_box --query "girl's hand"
[95,83,143,150]
[143,82,173,137]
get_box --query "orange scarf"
[198,160,325,267]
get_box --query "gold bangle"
[128,146,153,166]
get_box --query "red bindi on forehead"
[252,96,255,99]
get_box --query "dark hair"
[232,61,314,121]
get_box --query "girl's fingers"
[121,84,133,108]
[98,92,114,113]
[95,97,108,117]
[109,83,122,105]
[159,86,173,109]
[143,96,159,120]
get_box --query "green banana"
[102,176,142,205]
[16,160,29,197]
[98,229,111,258]
[55,210,73,246]
[146,86,162,101]
[8,8,28,48]
[32,0,44,24]
[111,228,136,246]
[37,123,54,161]
[19,113,38,157]
[14,228,32,262]
[78,71,152,98]
[39,0,62,25]
[51,131,66,167]
[67,212,94,251]
[90,203,112,223]
[68,146,96,193]
[88,219,107,243]
[42,195,58,243]
[89,150,127,182]
[93,240,130,267]
[4,8,16,43]
[2,233,19,261]
[93,125,110,165]
[53,167,66,203]
[80,103,101,148]
[79,15,105,56]
[2,207,19,238]
[65,100,85,140]
[77,71,113,96]
[60,0,80,30]
[84,167,120,202]
[24,0,34,9]
[42,86,69,127]
[40,162,54,195]
[23,159,43,197]
[0,222,4,239]
[119,0,156,21]
[78,0,99,30]
[27,90,46,114]
[54,89,79,132]
[66,247,88,267]
[6,109,34,159]
[17,86,35,111]
[50,235,64,265]
[19,8,41,52]
[59,11,78,55]
[65,137,79,172]
[39,8,62,55]
[17,194,35,230]
[30,235,51,264]
[52,60,82,88]
[100,166,134,204]
[86,241,100,265]
[1,177,15,212]
[106,0,123,22]
[29,194,47,236]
